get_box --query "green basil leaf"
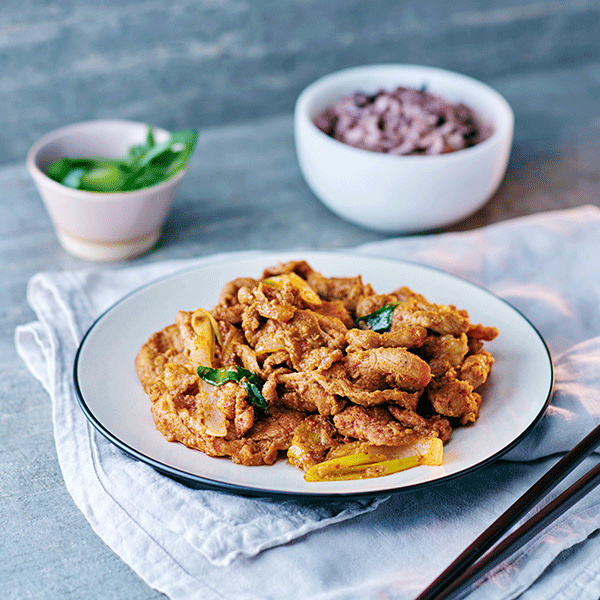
[127,144,151,165]
[44,126,198,192]
[125,126,157,167]
[242,380,269,411]
[165,129,198,177]
[46,158,77,182]
[197,365,242,385]
[134,139,175,169]
[355,303,399,332]
[46,158,95,183]
[122,165,167,191]
[197,365,268,410]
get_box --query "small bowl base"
[56,228,161,262]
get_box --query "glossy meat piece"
[311,363,421,410]
[459,350,495,389]
[344,347,431,392]
[345,325,427,351]
[393,297,471,336]
[387,407,452,443]
[211,277,258,324]
[467,322,499,341]
[422,333,470,377]
[251,310,347,370]
[308,274,372,312]
[333,405,421,446]
[427,369,482,425]
[273,370,347,416]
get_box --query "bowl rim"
[294,63,515,163]
[26,118,188,200]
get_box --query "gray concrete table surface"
[3,61,600,600]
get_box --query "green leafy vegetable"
[80,164,129,191]
[242,380,269,412]
[45,126,198,192]
[197,365,268,411]
[355,303,400,332]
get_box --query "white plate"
[74,251,553,497]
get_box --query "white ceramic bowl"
[27,119,188,261]
[294,64,514,233]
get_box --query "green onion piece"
[355,303,400,332]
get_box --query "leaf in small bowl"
[44,126,198,193]
[80,163,129,192]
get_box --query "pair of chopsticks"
[415,422,600,600]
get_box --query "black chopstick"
[415,422,600,600]
[433,458,600,600]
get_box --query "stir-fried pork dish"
[135,261,498,481]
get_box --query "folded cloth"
[15,206,600,600]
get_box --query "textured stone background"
[3,0,599,165]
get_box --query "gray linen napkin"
[15,206,600,600]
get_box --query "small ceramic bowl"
[27,119,188,261]
[294,64,514,233]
